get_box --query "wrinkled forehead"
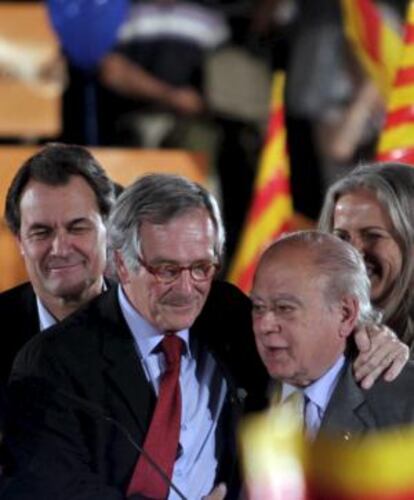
[254,248,319,290]
[139,209,217,260]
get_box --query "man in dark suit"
[2,176,409,500]
[252,230,414,441]
[2,173,269,500]
[0,143,115,386]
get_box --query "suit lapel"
[321,361,376,440]
[20,283,41,338]
[99,289,155,435]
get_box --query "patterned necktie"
[127,335,183,499]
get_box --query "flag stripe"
[357,0,381,63]
[248,173,291,221]
[341,0,402,99]
[228,195,292,283]
[376,1,414,162]
[383,105,414,128]
[228,72,293,292]
[378,123,414,153]
[405,23,414,43]
[265,109,284,144]
[377,147,414,164]
[394,66,414,87]
[230,220,292,292]
[386,84,414,110]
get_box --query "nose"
[173,269,194,292]
[50,231,71,256]
[349,234,366,256]
[253,310,282,336]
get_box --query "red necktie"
[127,335,183,499]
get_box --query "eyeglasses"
[138,256,219,284]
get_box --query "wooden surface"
[0,3,62,138]
[0,146,208,291]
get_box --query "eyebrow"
[67,218,93,226]
[333,225,391,232]
[250,293,302,305]
[27,223,51,232]
[27,217,92,230]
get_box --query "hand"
[353,324,409,389]
[166,87,205,115]
[203,483,227,500]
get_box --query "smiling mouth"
[48,262,83,272]
[364,259,381,280]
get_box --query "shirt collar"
[303,355,346,412]
[36,296,57,331]
[36,280,107,332]
[117,285,190,358]
[281,355,346,411]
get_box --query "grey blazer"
[321,360,414,440]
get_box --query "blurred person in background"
[84,0,230,148]
[251,0,408,218]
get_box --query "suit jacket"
[0,283,39,386]
[0,280,116,386]
[2,281,268,500]
[321,359,414,439]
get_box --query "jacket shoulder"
[364,361,414,424]
[0,282,35,310]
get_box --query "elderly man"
[0,143,115,385]
[2,174,267,500]
[252,230,414,439]
[1,176,409,500]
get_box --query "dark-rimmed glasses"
[138,256,219,284]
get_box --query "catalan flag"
[377,1,414,164]
[240,405,414,500]
[306,426,414,500]
[341,0,402,99]
[227,72,293,294]
[239,401,306,500]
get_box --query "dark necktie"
[127,335,183,499]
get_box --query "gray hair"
[318,162,414,341]
[107,173,225,273]
[261,230,380,326]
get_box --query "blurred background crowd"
[0,0,410,270]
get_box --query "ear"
[337,295,359,339]
[16,235,25,256]
[114,250,131,285]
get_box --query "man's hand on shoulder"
[203,483,227,500]
[353,324,409,389]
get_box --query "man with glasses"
[2,174,408,500]
[3,174,268,500]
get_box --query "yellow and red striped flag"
[227,72,293,294]
[341,0,403,99]
[240,405,414,500]
[377,0,414,164]
[239,400,306,500]
[306,426,414,500]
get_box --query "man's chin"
[47,280,91,303]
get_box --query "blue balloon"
[47,0,128,70]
